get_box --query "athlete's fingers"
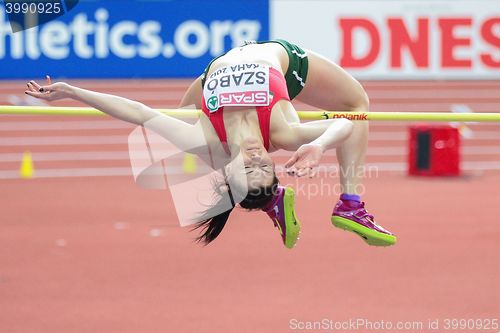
[27,82,46,94]
[29,80,42,91]
[284,153,299,169]
[25,90,45,98]
[296,168,305,177]
[296,167,311,177]
[46,75,52,85]
[306,167,316,177]
[28,80,54,93]
[27,81,39,92]
[26,82,37,93]
[307,167,316,177]
[38,83,56,93]
[286,166,296,176]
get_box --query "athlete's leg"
[296,50,395,246]
[297,50,369,195]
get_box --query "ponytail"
[192,175,279,245]
[193,199,234,245]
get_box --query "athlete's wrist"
[61,83,76,98]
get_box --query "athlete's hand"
[25,76,72,101]
[284,143,324,178]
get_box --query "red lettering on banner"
[439,18,472,68]
[339,15,499,74]
[387,18,429,68]
[481,18,500,68]
[339,18,380,67]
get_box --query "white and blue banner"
[1,0,497,80]
[0,0,269,78]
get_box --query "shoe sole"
[283,187,301,249]
[331,216,397,247]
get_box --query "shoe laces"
[354,202,374,222]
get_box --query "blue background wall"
[0,0,269,78]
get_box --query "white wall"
[271,0,500,79]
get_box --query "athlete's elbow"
[136,103,159,125]
[339,118,354,139]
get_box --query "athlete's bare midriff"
[207,43,289,78]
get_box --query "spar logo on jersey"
[207,95,219,112]
[219,91,268,106]
[203,63,270,112]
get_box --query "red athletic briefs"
[201,67,290,152]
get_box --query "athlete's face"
[239,138,275,190]
[225,138,275,191]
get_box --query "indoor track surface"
[1,80,499,332]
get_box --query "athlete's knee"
[349,84,370,112]
[358,89,370,111]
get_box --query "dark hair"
[193,175,279,245]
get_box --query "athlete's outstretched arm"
[26,78,159,125]
[25,78,206,151]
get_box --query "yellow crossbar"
[1,106,500,122]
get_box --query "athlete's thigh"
[297,49,368,111]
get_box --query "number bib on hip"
[203,63,270,113]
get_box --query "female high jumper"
[25,39,396,249]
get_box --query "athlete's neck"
[224,108,264,157]
[228,134,265,158]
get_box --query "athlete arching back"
[24,39,396,249]
[179,39,397,248]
